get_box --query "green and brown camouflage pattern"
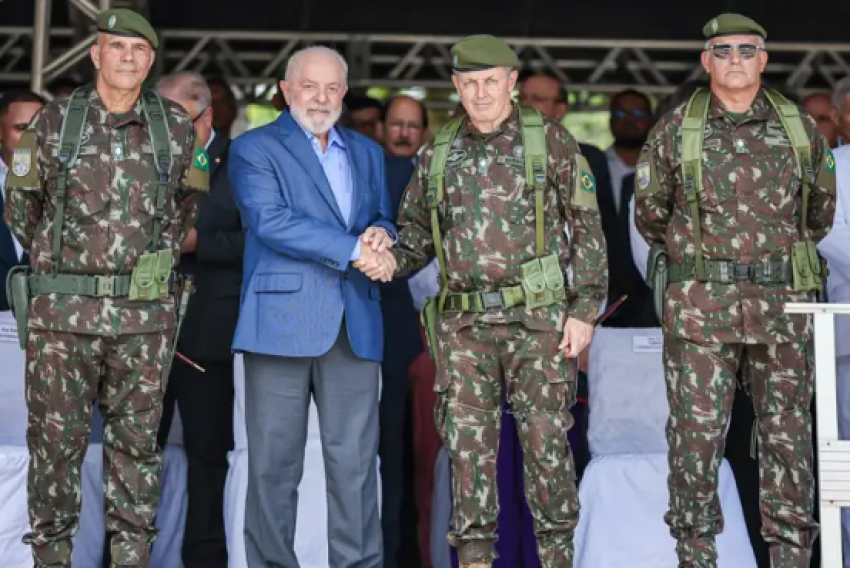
[663,337,817,568]
[635,88,836,345]
[393,105,606,566]
[3,88,205,336]
[434,321,579,567]
[635,87,833,568]
[23,328,172,567]
[393,104,608,328]
[2,87,206,567]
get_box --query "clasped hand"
[353,227,396,282]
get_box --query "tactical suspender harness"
[669,87,824,291]
[27,86,175,299]
[423,106,573,317]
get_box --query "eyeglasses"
[708,43,762,60]
[612,108,650,120]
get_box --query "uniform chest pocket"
[696,146,738,210]
[54,147,110,222]
[136,147,181,217]
[494,157,535,226]
[440,169,470,232]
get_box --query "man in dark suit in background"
[0,90,44,310]
[155,72,244,568]
[379,151,424,568]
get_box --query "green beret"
[450,35,520,72]
[702,13,767,40]
[96,8,158,49]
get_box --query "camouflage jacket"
[635,88,836,344]
[393,105,608,332]
[2,88,209,336]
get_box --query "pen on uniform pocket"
[593,294,628,327]
[176,351,205,373]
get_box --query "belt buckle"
[481,291,503,310]
[94,275,115,297]
[734,263,754,281]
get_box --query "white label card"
[633,334,663,353]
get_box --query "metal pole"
[31,0,51,94]
[100,0,111,10]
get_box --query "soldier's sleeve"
[392,148,434,278]
[634,121,674,247]
[802,114,836,243]
[176,129,209,240]
[3,108,49,251]
[559,131,607,325]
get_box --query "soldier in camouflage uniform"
[635,13,836,568]
[2,9,209,567]
[391,35,607,568]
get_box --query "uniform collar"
[458,103,522,140]
[706,87,773,122]
[87,88,147,127]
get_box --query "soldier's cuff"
[567,298,600,325]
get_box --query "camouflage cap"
[450,35,520,72]
[702,13,767,40]
[96,8,158,49]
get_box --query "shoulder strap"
[140,88,174,252]
[763,88,814,237]
[519,106,547,257]
[680,87,711,281]
[427,116,464,313]
[52,86,91,273]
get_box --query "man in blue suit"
[0,90,43,310]
[229,45,398,568]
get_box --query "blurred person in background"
[0,89,43,311]
[155,71,243,568]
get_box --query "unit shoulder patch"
[637,161,651,190]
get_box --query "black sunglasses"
[612,108,650,119]
[709,43,762,59]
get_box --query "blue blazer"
[228,112,397,361]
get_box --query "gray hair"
[155,72,212,113]
[832,77,850,110]
[285,46,348,85]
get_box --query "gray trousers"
[243,327,382,568]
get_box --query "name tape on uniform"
[632,334,663,353]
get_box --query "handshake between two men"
[352,226,397,282]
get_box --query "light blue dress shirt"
[297,124,362,260]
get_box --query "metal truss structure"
[4,1,850,106]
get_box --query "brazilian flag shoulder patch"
[193,148,210,172]
[826,148,836,172]
[579,171,596,192]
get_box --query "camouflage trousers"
[663,336,818,568]
[434,321,579,568]
[23,328,172,567]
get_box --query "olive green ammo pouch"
[521,253,566,310]
[791,240,822,293]
[646,244,669,324]
[420,296,439,361]
[5,265,31,349]
[129,249,173,301]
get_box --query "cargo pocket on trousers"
[544,352,576,410]
[432,334,453,448]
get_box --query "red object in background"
[408,325,443,568]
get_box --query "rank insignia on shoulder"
[11,147,32,178]
[637,161,651,190]
[826,149,836,172]
[580,172,595,192]
[193,148,210,172]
